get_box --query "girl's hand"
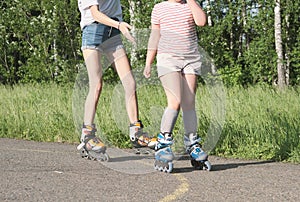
[118,22,136,44]
[143,65,152,78]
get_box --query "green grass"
[0,83,299,163]
[0,83,75,143]
[214,85,300,162]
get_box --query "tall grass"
[216,85,300,162]
[0,83,299,163]
[0,84,76,143]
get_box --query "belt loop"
[108,26,113,37]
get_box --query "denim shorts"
[81,22,123,53]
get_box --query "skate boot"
[129,120,157,154]
[184,133,211,171]
[77,124,109,161]
[154,132,174,173]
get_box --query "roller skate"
[77,124,109,162]
[184,133,211,171]
[129,120,157,154]
[154,132,174,173]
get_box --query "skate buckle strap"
[130,120,144,128]
[188,143,208,160]
[187,143,201,153]
[157,132,173,145]
[137,133,150,143]
[77,133,97,151]
[129,121,144,141]
[83,134,97,144]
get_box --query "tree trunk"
[205,0,217,75]
[274,0,286,88]
[128,0,137,67]
[205,0,213,26]
[241,0,249,52]
[285,12,290,85]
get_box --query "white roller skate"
[184,133,211,171]
[77,124,109,162]
[154,132,174,173]
[129,120,157,154]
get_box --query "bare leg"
[160,72,182,110]
[107,48,139,124]
[82,49,103,126]
[77,49,106,155]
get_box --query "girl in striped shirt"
[144,0,210,172]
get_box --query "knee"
[168,102,180,111]
[123,76,136,94]
[96,81,102,92]
[89,78,103,91]
[181,99,195,111]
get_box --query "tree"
[274,0,286,88]
[1,0,299,86]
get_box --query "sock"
[182,109,197,134]
[160,107,179,133]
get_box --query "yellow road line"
[159,174,190,202]
[135,156,190,202]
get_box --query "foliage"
[0,0,299,85]
[0,0,81,84]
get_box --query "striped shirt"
[151,1,198,55]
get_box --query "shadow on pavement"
[107,155,154,162]
[173,155,276,173]
[172,167,195,173]
[210,160,275,171]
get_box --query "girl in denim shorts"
[77,0,155,159]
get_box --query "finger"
[143,70,148,78]
[144,71,150,78]
[123,24,135,43]
[124,32,136,44]
[125,23,132,30]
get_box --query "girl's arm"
[90,5,135,42]
[186,0,207,26]
[90,5,120,28]
[144,24,160,78]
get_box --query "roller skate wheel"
[103,153,110,162]
[134,148,141,155]
[165,162,173,173]
[154,160,159,171]
[80,149,88,159]
[191,159,211,171]
[96,153,110,162]
[203,161,211,171]
[154,163,172,173]
[191,159,203,170]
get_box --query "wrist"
[117,22,121,30]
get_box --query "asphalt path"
[0,138,299,201]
